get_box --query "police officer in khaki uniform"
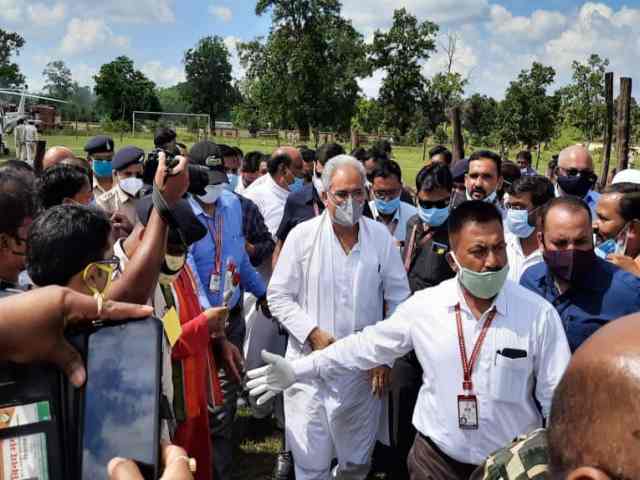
[84,135,115,197]
[96,146,145,227]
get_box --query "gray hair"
[321,154,366,191]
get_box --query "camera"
[148,148,179,170]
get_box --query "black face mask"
[557,173,595,198]
[543,248,596,283]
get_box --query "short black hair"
[501,160,521,185]
[372,139,392,155]
[604,183,640,222]
[448,200,503,239]
[219,144,236,158]
[268,153,292,176]
[429,145,452,164]
[317,143,345,166]
[27,205,112,287]
[233,146,243,158]
[0,159,35,175]
[350,147,369,163]
[371,159,402,183]
[300,148,317,164]
[541,196,592,232]
[154,127,176,147]
[38,165,90,209]
[508,175,555,208]
[469,150,502,176]
[516,150,532,164]
[0,170,37,236]
[243,151,264,173]
[416,163,453,192]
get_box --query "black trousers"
[408,434,477,480]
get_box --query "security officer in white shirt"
[248,200,571,480]
[504,176,555,282]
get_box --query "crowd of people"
[1,128,640,480]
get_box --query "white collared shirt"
[505,232,543,283]
[293,277,570,465]
[244,174,290,238]
[374,200,417,244]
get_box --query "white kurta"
[268,212,410,480]
[505,232,543,283]
[293,278,571,466]
[244,174,290,238]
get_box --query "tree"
[239,0,368,137]
[0,29,26,89]
[351,98,384,134]
[42,60,74,99]
[560,54,609,142]
[462,94,498,145]
[183,36,237,123]
[496,62,560,150]
[369,8,438,136]
[157,83,190,113]
[94,56,161,122]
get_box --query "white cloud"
[0,0,22,22]
[210,5,233,23]
[422,33,478,79]
[67,0,175,23]
[141,61,185,87]
[488,5,567,41]
[59,18,130,56]
[224,35,244,79]
[27,2,66,27]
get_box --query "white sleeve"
[268,229,316,345]
[533,303,571,419]
[381,232,411,316]
[294,296,415,380]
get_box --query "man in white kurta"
[268,155,411,480]
[251,200,571,480]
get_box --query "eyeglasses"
[328,189,366,203]
[372,188,401,200]
[559,167,596,179]
[418,199,449,210]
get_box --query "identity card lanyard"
[455,303,496,430]
[207,213,224,293]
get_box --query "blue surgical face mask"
[595,224,628,259]
[93,160,113,178]
[484,190,497,204]
[506,208,535,239]
[227,173,239,191]
[418,206,449,227]
[375,195,401,215]
[289,177,304,193]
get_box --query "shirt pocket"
[490,353,530,403]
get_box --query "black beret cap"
[84,135,114,155]
[189,141,228,185]
[113,146,145,171]
[135,195,207,246]
[450,158,469,182]
[154,127,177,147]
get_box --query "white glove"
[246,350,296,406]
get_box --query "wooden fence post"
[616,77,632,172]
[599,72,614,190]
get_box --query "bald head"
[43,146,75,170]
[273,146,303,178]
[558,145,594,172]
[549,314,640,480]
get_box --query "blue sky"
[3,0,640,103]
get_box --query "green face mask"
[451,252,509,299]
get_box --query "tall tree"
[369,8,438,136]
[351,97,384,134]
[560,54,609,142]
[183,36,237,122]
[0,29,26,89]
[157,83,191,113]
[239,0,368,137]
[496,62,560,150]
[94,56,161,122]
[462,93,498,145]
[42,60,74,99]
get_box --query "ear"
[0,233,9,250]
[567,466,611,480]
[445,251,458,272]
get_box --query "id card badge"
[209,273,221,293]
[457,394,478,430]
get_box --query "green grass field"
[2,132,573,187]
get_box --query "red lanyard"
[455,304,497,392]
[206,213,224,274]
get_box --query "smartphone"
[80,318,162,480]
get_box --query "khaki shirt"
[96,184,138,225]
[92,176,111,197]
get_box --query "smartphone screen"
[81,318,161,480]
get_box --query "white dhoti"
[269,212,410,480]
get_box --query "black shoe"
[272,451,295,480]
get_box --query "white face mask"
[119,177,143,197]
[159,254,186,286]
[312,175,325,196]
[198,184,225,204]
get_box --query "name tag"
[458,394,478,430]
[209,273,221,293]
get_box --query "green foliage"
[422,72,467,134]
[183,36,237,121]
[369,8,438,136]
[559,54,609,142]
[42,60,74,99]
[239,0,368,136]
[94,56,161,122]
[496,62,560,149]
[157,83,190,113]
[462,94,498,145]
[351,98,384,134]
[0,29,26,89]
